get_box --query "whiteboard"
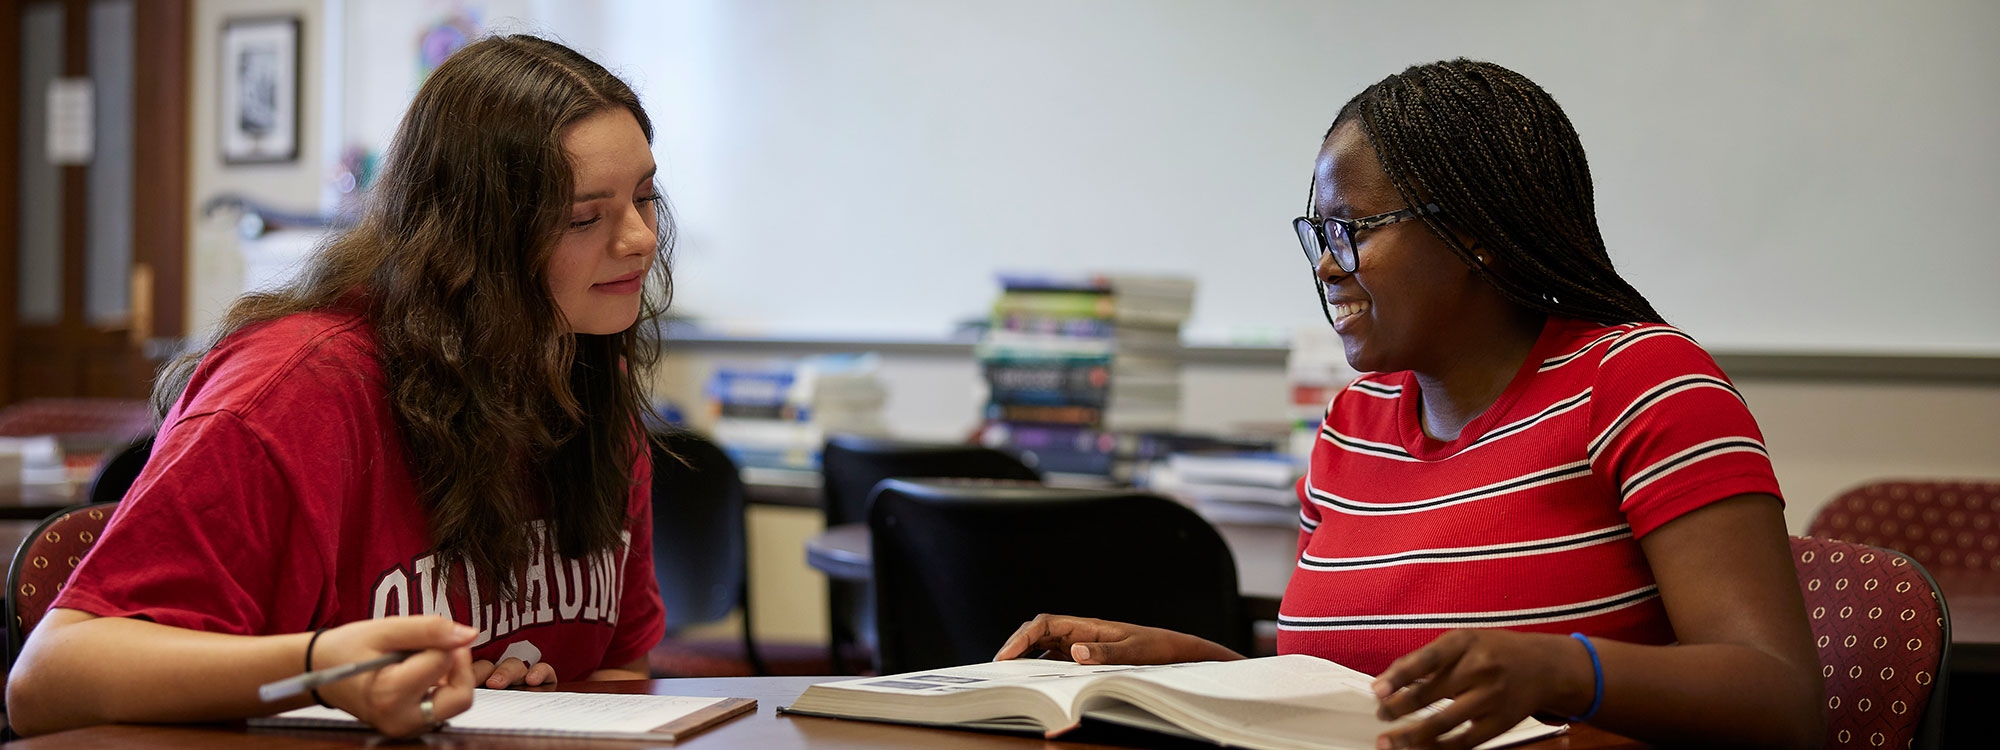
[567,0,2000,354]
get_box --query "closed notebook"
[253,689,755,741]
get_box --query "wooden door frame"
[0,0,188,405]
[133,0,191,347]
[0,0,21,405]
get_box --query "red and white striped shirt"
[1277,317,1782,674]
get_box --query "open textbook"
[252,688,755,741]
[783,654,1563,750]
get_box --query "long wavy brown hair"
[156,35,673,597]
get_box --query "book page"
[809,658,1156,707]
[447,690,731,734]
[1085,656,1561,750]
[258,689,731,736]
[1049,654,1375,702]
[790,658,1200,732]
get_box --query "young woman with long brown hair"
[8,35,671,738]
[996,59,1824,749]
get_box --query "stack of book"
[1150,450,1306,527]
[707,354,888,473]
[976,273,1195,478]
[1285,324,1356,460]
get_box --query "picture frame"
[218,16,300,164]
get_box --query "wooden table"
[0,676,1643,749]
[808,521,1298,622]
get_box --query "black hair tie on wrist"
[306,628,333,709]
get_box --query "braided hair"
[1330,59,1664,325]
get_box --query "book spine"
[714,402,792,420]
[987,404,1103,426]
[991,290,1115,320]
[995,272,1113,294]
[984,359,1111,407]
[705,368,795,407]
[997,423,1119,475]
[994,313,1117,339]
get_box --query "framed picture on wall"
[218,16,300,164]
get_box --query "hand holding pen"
[262,616,480,739]
[259,649,418,703]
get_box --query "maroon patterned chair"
[4,502,120,673]
[1793,535,1949,750]
[1808,480,2000,575]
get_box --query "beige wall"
[1741,380,2000,531]
[186,0,328,337]
[654,347,2000,644]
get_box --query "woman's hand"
[993,614,1242,665]
[308,616,479,739]
[1370,629,1589,750]
[474,657,559,689]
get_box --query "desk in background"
[0,484,78,522]
[1932,571,2000,674]
[809,523,2000,676]
[808,521,1296,623]
[740,466,824,509]
[0,676,1643,749]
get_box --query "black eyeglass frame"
[1292,202,1443,330]
[1292,202,1443,275]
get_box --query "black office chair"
[86,433,154,505]
[820,434,1042,673]
[649,430,766,676]
[868,478,1251,674]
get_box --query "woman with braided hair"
[998,59,1822,748]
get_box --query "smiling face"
[1312,120,1490,374]
[546,108,659,335]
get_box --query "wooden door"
[0,0,188,405]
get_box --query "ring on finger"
[419,687,443,732]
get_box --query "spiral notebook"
[252,689,756,741]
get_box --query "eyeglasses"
[1292,202,1441,329]
[1292,203,1442,274]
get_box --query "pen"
[258,650,417,703]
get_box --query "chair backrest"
[1792,535,1950,750]
[650,431,750,632]
[5,502,120,672]
[869,479,1249,673]
[1807,479,2000,575]
[87,433,154,506]
[820,434,1041,527]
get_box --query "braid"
[1329,59,1664,325]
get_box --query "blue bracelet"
[1566,632,1604,723]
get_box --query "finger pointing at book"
[992,615,1242,665]
[313,616,479,738]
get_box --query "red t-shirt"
[55,309,665,680]
[1277,317,1783,674]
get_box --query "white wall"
[197,1,2000,352]
[592,0,2000,354]
[188,0,328,335]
